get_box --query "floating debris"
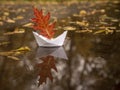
[113,1,119,4]
[94,30,106,34]
[99,21,108,25]
[63,26,76,31]
[61,19,66,23]
[17,8,26,13]
[0,46,31,60]
[100,9,105,13]
[100,14,113,20]
[76,21,89,27]
[73,13,80,17]
[23,23,33,27]
[3,28,25,35]
[0,42,10,46]
[0,17,2,20]
[1,15,7,21]
[13,16,24,20]
[115,9,120,12]
[76,29,92,33]
[79,10,87,16]
[107,27,116,29]
[3,12,9,16]
[0,21,3,26]
[116,30,120,33]
[6,18,15,23]
[7,56,20,60]
[91,9,97,15]
[99,26,116,30]
[111,19,119,22]
[94,29,114,34]
[14,46,31,52]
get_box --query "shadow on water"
[0,1,120,90]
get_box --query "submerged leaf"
[0,46,30,60]
[0,42,10,46]
[76,29,92,33]
[94,30,106,34]
[76,21,89,26]
[116,30,120,32]
[79,10,87,16]
[111,19,119,22]
[14,46,31,52]
[0,21,4,26]
[6,18,15,23]
[7,56,20,60]
[64,26,76,31]
[94,29,114,34]
[23,23,33,27]
[4,12,9,16]
[14,16,24,20]
[3,28,25,35]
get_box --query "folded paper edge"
[33,31,68,47]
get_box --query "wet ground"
[0,1,120,90]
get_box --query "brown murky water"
[0,1,120,90]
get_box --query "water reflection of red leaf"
[32,8,56,39]
[37,55,57,86]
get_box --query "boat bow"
[33,31,67,47]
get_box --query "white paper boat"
[36,47,68,60]
[33,31,68,47]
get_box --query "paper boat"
[36,47,68,60]
[33,31,68,47]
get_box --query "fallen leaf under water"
[63,26,76,31]
[6,18,15,23]
[0,42,10,46]
[0,46,30,60]
[3,28,25,35]
[13,16,24,20]
[22,23,33,27]
[94,29,114,34]
[76,29,92,33]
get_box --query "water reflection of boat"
[36,46,67,85]
[36,46,68,60]
[33,31,68,47]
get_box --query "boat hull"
[33,31,67,47]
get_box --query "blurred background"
[0,0,120,90]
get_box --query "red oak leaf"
[32,8,56,39]
[37,55,57,86]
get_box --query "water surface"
[0,1,120,90]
